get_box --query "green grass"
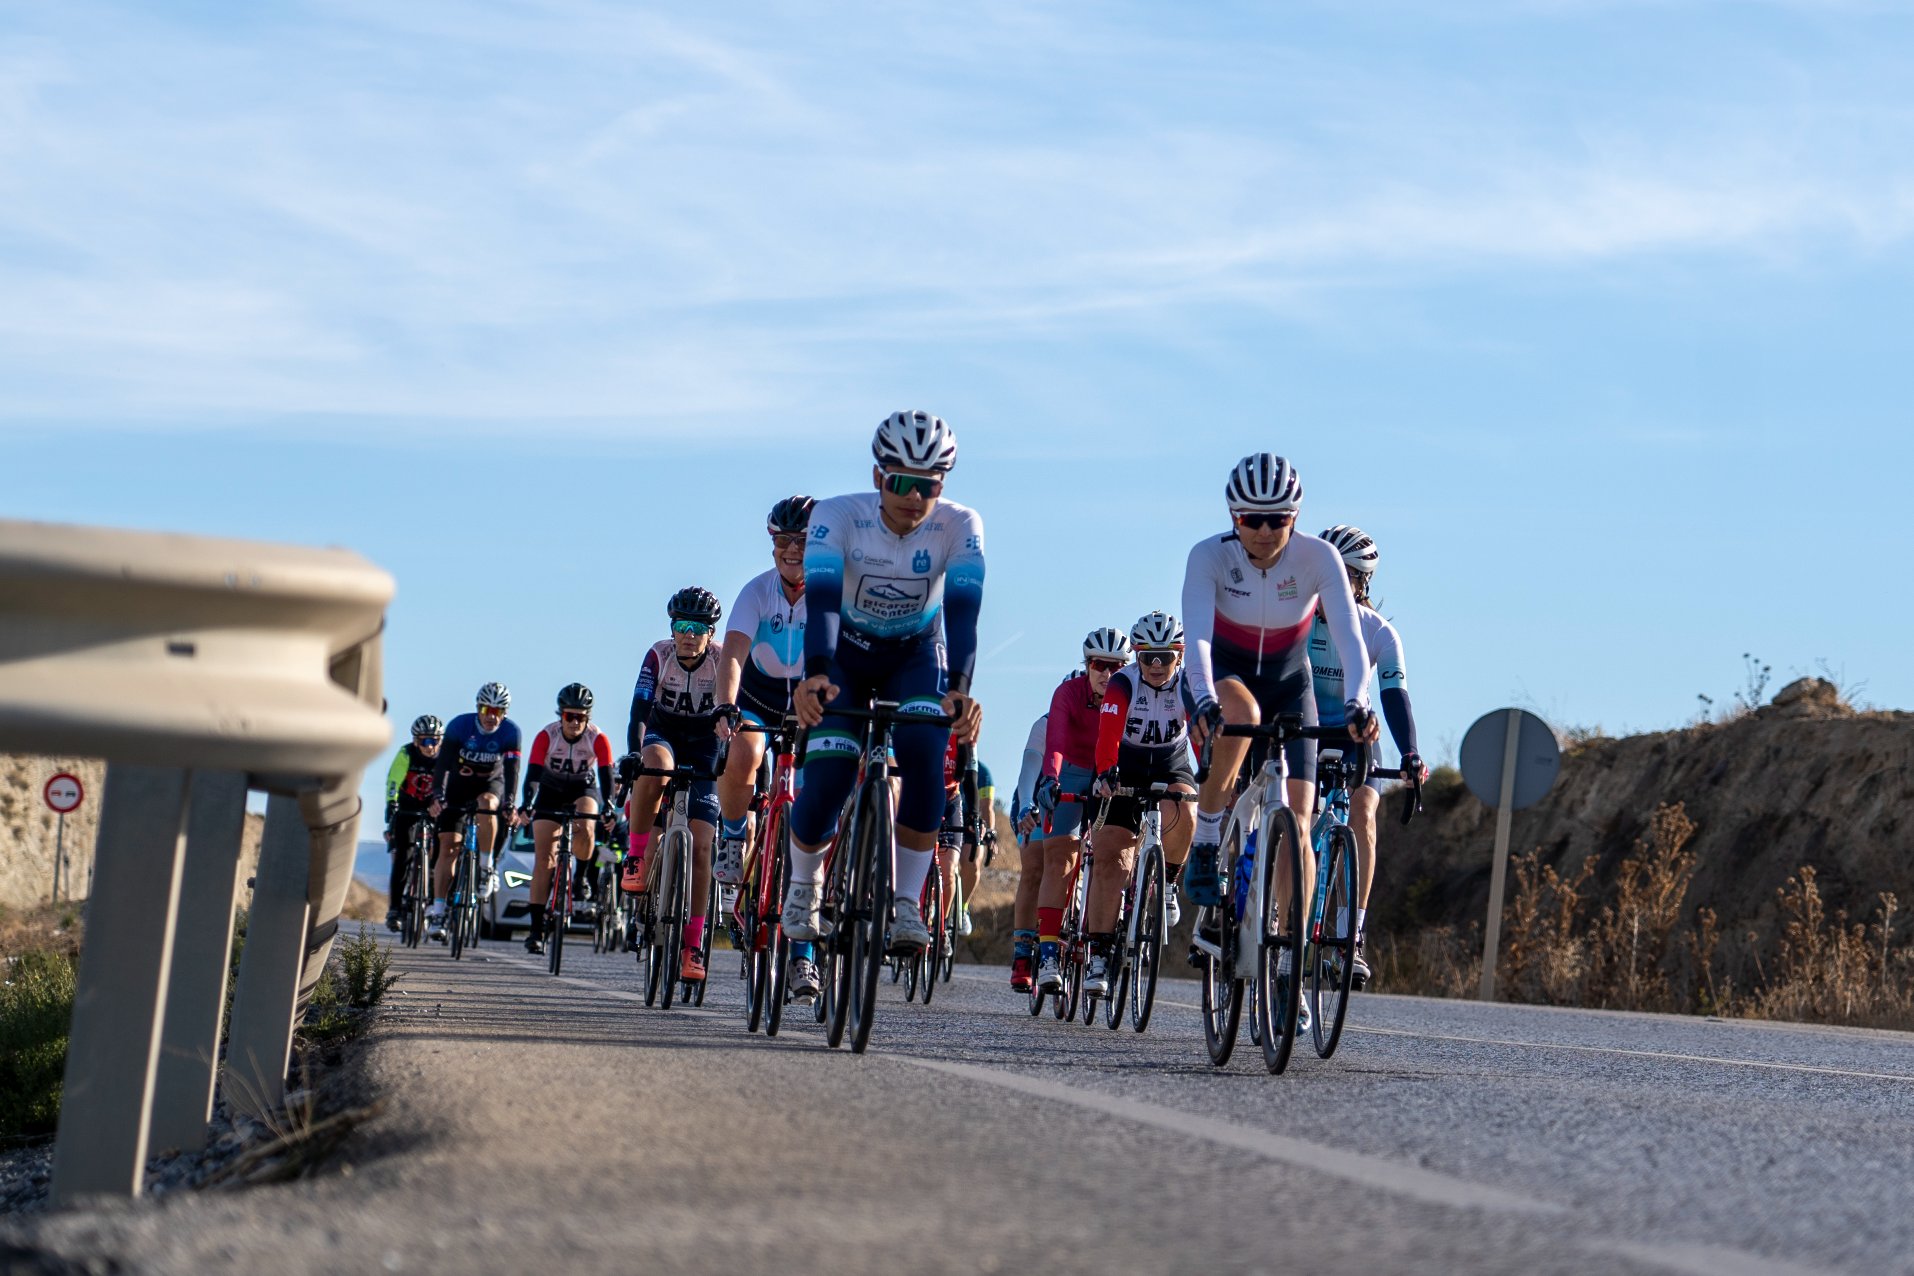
[0,949,76,1142]
[300,925,399,1044]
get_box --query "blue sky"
[4,0,1911,820]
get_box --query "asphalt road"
[11,932,1914,1275]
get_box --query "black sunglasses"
[1234,512,1296,531]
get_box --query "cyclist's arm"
[431,732,457,804]
[594,731,616,805]
[801,515,847,678]
[1094,673,1132,774]
[498,720,523,813]
[1373,619,1419,757]
[1012,717,1045,817]
[520,727,549,812]
[1315,546,1372,710]
[627,652,661,754]
[715,631,750,708]
[943,508,986,696]
[384,748,408,823]
[1179,539,1220,707]
[1040,681,1072,781]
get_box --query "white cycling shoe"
[1036,954,1064,993]
[890,900,932,951]
[781,881,825,941]
[714,837,746,886]
[426,910,448,943]
[1083,955,1111,997]
[957,905,973,938]
[480,870,499,901]
[1166,883,1182,929]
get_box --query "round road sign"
[1459,709,1560,811]
[43,772,85,814]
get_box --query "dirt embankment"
[1373,679,1914,984]
[1,755,266,911]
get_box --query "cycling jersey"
[802,492,986,694]
[433,713,523,806]
[627,641,723,749]
[1040,672,1102,780]
[1180,530,1371,713]
[385,743,439,818]
[522,720,615,811]
[727,569,806,717]
[1013,714,1047,820]
[1094,665,1191,773]
[1310,604,1420,760]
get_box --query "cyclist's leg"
[1350,777,1381,929]
[1277,691,1319,928]
[1086,821,1138,934]
[1036,764,1091,967]
[626,737,677,894]
[683,733,722,970]
[474,788,502,856]
[528,813,562,941]
[717,711,767,883]
[1187,676,1259,905]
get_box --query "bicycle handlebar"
[827,702,959,729]
[1367,764,1426,825]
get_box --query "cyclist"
[624,587,727,985]
[1310,525,1426,988]
[714,495,821,1000]
[960,757,996,936]
[932,730,985,945]
[1008,711,1049,991]
[1030,627,1132,993]
[1084,611,1198,995]
[425,683,522,942]
[1181,456,1379,962]
[518,683,616,956]
[383,714,443,931]
[780,410,985,955]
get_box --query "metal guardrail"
[0,517,392,1205]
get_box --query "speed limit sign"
[43,773,84,814]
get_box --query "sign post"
[1458,709,1560,1002]
[44,771,86,903]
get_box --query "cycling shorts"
[1212,645,1317,784]
[640,721,723,827]
[788,631,949,845]
[530,778,599,822]
[1045,763,1097,840]
[388,810,433,848]
[436,774,505,833]
[1099,745,1197,834]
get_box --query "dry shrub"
[1370,923,1480,999]
[1745,871,1914,1028]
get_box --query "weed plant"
[0,949,76,1141]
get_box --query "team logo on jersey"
[912,549,932,573]
[769,615,784,634]
[1230,567,1244,584]
[812,524,831,539]
[1277,575,1299,600]
[851,548,864,562]
[856,576,929,621]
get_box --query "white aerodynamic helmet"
[1130,610,1184,649]
[1082,627,1133,663]
[476,681,511,710]
[872,410,958,473]
[1319,525,1380,576]
[1224,453,1303,513]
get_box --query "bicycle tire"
[1028,982,1047,1016]
[660,828,689,1010]
[824,807,857,1048]
[847,781,894,1054]
[1310,824,1359,1059]
[764,817,792,1037]
[940,874,959,984]
[1253,805,1306,1075]
[920,867,943,1007]
[743,874,765,1032]
[1201,820,1244,1065]
[693,876,716,1006]
[548,834,570,977]
[643,895,664,1006]
[402,836,427,948]
[1130,842,1165,1033]
[449,838,472,961]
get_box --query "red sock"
[686,916,706,949]
[1038,907,1062,945]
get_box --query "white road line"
[490,951,1843,1276]
[892,1053,1563,1215]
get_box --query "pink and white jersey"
[1180,531,1370,711]
[529,721,614,784]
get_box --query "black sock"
[529,902,546,934]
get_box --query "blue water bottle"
[1232,829,1256,922]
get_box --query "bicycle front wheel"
[449,851,471,960]
[920,867,943,1007]
[1129,843,1165,1033]
[1252,805,1307,1075]
[764,818,792,1037]
[660,830,690,1010]
[1310,824,1359,1059]
[847,784,894,1054]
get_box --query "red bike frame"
[742,728,800,954]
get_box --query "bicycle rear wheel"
[1129,842,1165,1033]
[1252,806,1306,1075]
[692,876,716,1006]
[847,783,894,1054]
[1310,825,1359,1059]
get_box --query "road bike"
[816,699,956,1054]
[592,849,627,955]
[627,761,721,1010]
[1095,782,1197,1032]
[1192,717,1354,1073]
[446,803,499,961]
[397,816,433,949]
[1302,747,1424,1057]
[735,718,803,1034]
[537,804,604,977]
[1029,792,1091,1023]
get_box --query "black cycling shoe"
[525,933,545,955]
[1183,842,1222,907]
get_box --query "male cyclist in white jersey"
[714,495,818,997]
[1309,525,1427,988]
[780,410,985,953]
[1182,455,1379,954]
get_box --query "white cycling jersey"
[804,491,985,652]
[1180,530,1370,712]
[1013,713,1048,818]
[1309,605,1405,729]
[727,569,806,708]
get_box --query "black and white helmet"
[1319,525,1380,576]
[1082,627,1133,663]
[476,681,511,711]
[872,410,958,474]
[1225,453,1303,513]
[410,714,444,739]
[557,683,593,712]
[667,586,723,626]
[1130,611,1184,649]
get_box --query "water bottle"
[1232,829,1257,922]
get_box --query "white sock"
[789,846,826,885]
[1356,907,1367,937]
[894,847,933,904]
[1195,808,1225,844]
[430,898,445,910]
